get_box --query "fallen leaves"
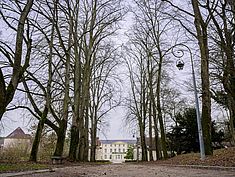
[159,147,235,167]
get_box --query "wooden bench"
[51,156,64,165]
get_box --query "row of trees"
[0,0,234,162]
[0,0,124,162]
[125,0,235,161]
[124,0,172,160]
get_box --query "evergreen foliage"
[167,108,225,155]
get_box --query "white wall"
[3,138,31,151]
[96,142,129,162]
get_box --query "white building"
[1,127,31,150]
[133,137,158,161]
[96,140,136,163]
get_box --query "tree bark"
[69,125,79,161]
[90,117,97,162]
[149,72,161,160]
[155,48,168,159]
[53,119,67,156]
[139,123,148,161]
[191,0,212,155]
[84,105,89,161]
[148,93,153,161]
[69,0,81,161]
[29,107,48,162]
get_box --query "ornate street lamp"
[172,44,205,160]
[176,59,185,70]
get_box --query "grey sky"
[0,0,227,140]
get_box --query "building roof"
[100,140,136,145]
[6,127,31,139]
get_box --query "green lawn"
[0,163,49,173]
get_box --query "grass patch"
[0,163,49,173]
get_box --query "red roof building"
[6,127,31,139]
[2,127,31,150]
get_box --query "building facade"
[1,127,31,150]
[96,140,136,163]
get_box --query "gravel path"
[7,164,235,177]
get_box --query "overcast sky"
[0,0,207,140]
[0,3,134,139]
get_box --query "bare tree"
[125,0,174,160]
[125,50,148,161]
[89,43,122,162]
[69,0,125,161]
[0,0,34,120]
[8,0,73,161]
[163,0,213,155]
[205,0,235,145]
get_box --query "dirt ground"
[17,163,235,177]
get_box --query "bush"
[125,160,137,162]
[94,160,110,163]
[0,145,30,163]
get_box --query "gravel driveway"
[12,164,235,177]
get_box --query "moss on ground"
[0,163,49,173]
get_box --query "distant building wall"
[96,140,136,162]
[133,147,158,161]
[3,138,31,151]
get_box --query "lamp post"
[133,130,140,162]
[173,44,205,160]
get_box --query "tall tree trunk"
[191,0,212,155]
[139,123,148,161]
[54,11,72,156]
[149,73,161,160]
[84,105,89,161]
[152,99,161,160]
[156,52,168,159]
[148,100,153,161]
[69,0,81,161]
[78,63,91,161]
[29,107,48,162]
[77,0,97,161]
[156,97,167,159]
[228,97,235,145]
[53,119,67,156]
[90,118,97,162]
[69,125,79,161]
[154,127,161,160]
[78,128,85,161]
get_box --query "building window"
[105,149,107,153]
[119,148,121,152]
[110,149,112,153]
[104,155,107,159]
[119,144,121,147]
[105,144,107,147]
[115,144,116,147]
[123,144,125,147]
[114,149,116,152]
[123,149,125,152]
[110,155,112,159]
